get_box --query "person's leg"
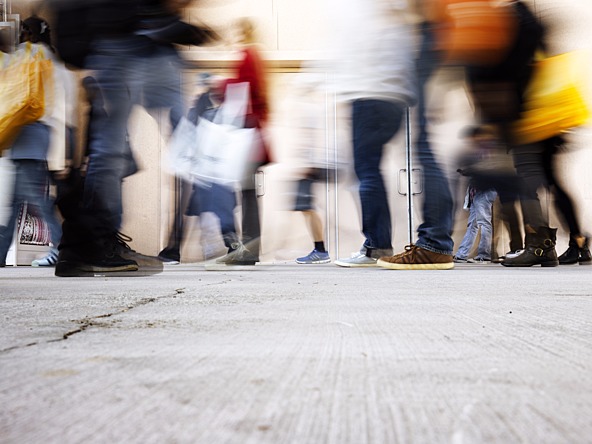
[474,190,497,260]
[352,99,403,254]
[0,161,27,265]
[303,210,324,244]
[294,177,325,247]
[56,38,152,276]
[471,171,524,254]
[413,22,454,256]
[209,184,239,250]
[241,187,260,260]
[18,161,62,266]
[503,144,559,267]
[455,206,478,260]
[159,177,192,263]
[542,139,590,264]
[498,194,523,253]
[511,144,548,230]
[81,40,143,237]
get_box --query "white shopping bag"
[166,116,199,181]
[192,118,256,184]
[191,83,258,185]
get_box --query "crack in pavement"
[0,289,185,354]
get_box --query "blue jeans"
[83,38,184,234]
[414,22,454,255]
[352,99,405,251]
[0,160,62,262]
[455,189,497,260]
[186,183,239,248]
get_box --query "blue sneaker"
[296,249,331,264]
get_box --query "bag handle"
[214,82,251,127]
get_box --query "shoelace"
[115,232,133,249]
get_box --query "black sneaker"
[158,247,181,265]
[55,247,139,277]
[113,232,164,271]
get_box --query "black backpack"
[51,1,95,68]
[51,0,140,69]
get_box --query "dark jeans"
[61,38,185,253]
[512,138,580,233]
[414,22,454,255]
[352,99,405,250]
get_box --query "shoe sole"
[501,261,559,267]
[55,261,140,277]
[334,261,378,268]
[376,259,454,270]
[205,263,262,271]
[296,259,331,264]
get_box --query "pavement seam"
[0,290,185,354]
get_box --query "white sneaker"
[31,248,58,267]
[467,257,491,264]
[505,250,524,259]
[335,253,377,268]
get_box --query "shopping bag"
[0,43,53,151]
[192,117,256,184]
[513,51,591,145]
[191,82,258,185]
[433,0,517,66]
[166,116,199,181]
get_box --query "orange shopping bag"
[431,0,517,66]
[0,43,53,152]
[514,51,591,145]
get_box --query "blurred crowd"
[0,0,590,276]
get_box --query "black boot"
[577,236,591,265]
[558,237,579,265]
[502,227,559,267]
[559,235,592,265]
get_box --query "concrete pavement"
[1,262,591,443]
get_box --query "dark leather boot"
[560,235,592,265]
[577,236,591,265]
[502,227,559,267]
[558,237,580,265]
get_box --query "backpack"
[51,1,96,69]
[433,0,518,66]
[51,0,140,69]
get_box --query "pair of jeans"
[0,160,62,262]
[352,99,405,251]
[455,189,497,260]
[81,38,184,238]
[414,22,454,255]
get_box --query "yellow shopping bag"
[0,43,53,152]
[514,51,591,145]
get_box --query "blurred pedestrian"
[331,0,418,268]
[158,72,220,264]
[453,126,499,264]
[51,0,218,276]
[375,1,456,270]
[215,17,271,265]
[0,16,71,268]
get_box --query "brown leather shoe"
[377,245,454,270]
